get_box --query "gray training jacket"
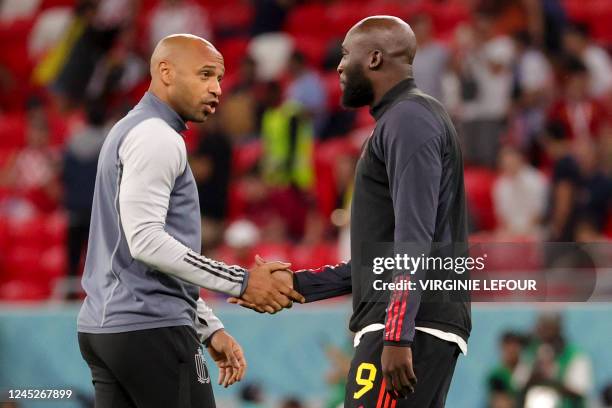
[78,92,248,336]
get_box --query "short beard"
[341,64,374,108]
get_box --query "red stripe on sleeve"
[384,290,399,340]
[394,284,409,341]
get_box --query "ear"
[158,61,173,86]
[368,50,383,70]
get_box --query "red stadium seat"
[0,279,51,301]
[428,2,470,38]
[588,1,612,46]
[326,3,369,37]
[323,71,342,111]
[292,34,329,69]
[217,37,250,75]
[251,242,292,263]
[0,113,27,149]
[291,243,338,271]
[464,166,497,231]
[39,0,77,11]
[42,211,67,245]
[232,140,262,176]
[284,3,334,38]
[39,245,67,281]
[210,2,254,34]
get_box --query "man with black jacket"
[232,16,470,407]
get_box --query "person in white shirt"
[493,146,548,237]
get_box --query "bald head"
[150,34,221,77]
[149,34,225,123]
[349,16,417,65]
[337,16,417,109]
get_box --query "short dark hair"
[565,22,590,38]
[514,30,533,47]
[546,120,568,141]
[500,331,525,346]
[563,55,588,75]
[290,51,306,66]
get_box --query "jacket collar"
[139,91,187,133]
[370,78,417,121]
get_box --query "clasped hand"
[228,255,302,313]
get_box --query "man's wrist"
[383,340,412,347]
[204,328,225,347]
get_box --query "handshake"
[228,255,304,313]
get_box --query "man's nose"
[210,80,222,97]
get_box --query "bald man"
[77,34,304,408]
[235,16,471,407]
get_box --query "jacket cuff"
[383,339,413,347]
[238,270,250,297]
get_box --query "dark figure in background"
[544,121,612,242]
[520,313,592,408]
[52,0,134,108]
[62,101,107,294]
[250,0,295,36]
[487,331,526,408]
[191,117,232,250]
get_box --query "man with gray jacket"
[77,34,304,408]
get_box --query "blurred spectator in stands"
[28,4,74,61]
[286,51,327,136]
[509,31,553,164]
[62,100,107,291]
[87,26,147,104]
[574,215,609,243]
[219,57,263,143]
[31,0,98,88]
[280,396,305,408]
[322,39,342,73]
[148,0,212,53]
[250,0,295,37]
[248,32,294,81]
[548,57,606,142]
[450,15,515,167]
[234,56,259,93]
[544,121,580,241]
[599,122,612,175]
[0,111,60,217]
[573,139,612,230]
[0,0,38,22]
[540,0,568,55]
[324,340,351,408]
[563,23,612,98]
[260,81,314,191]
[412,14,449,102]
[520,312,592,408]
[493,146,547,237]
[487,331,526,408]
[190,117,232,250]
[237,167,308,242]
[52,0,135,109]
[218,219,259,266]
